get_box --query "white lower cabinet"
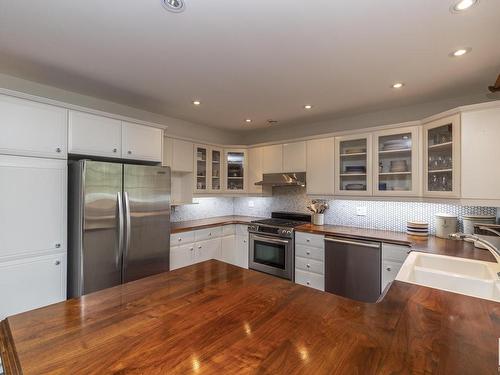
[294,232,325,291]
[170,225,249,270]
[381,243,410,291]
[0,253,66,319]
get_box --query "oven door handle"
[251,235,291,244]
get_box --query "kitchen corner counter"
[296,223,497,263]
[171,215,263,233]
[1,260,499,374]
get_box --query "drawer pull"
[209,232,212,236]
[386,267,392,272]
[198,245,202,249]
[306,251,311,255]
[306,239,310,243]
[113,148,117,153]
[56,147,62,153]
[128,150,132,155]
[306,264,311,269]
[178,238,182,242]
[190,247,194,251]
[306,281,310,285]
[55,243,61,248]
[54,260,61,266]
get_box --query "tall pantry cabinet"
[0,94,68,319]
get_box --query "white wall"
[243,91,498,144]
[0,73,241,145]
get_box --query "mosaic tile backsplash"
[173,187,498,235]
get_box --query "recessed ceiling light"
[192,100,201,106]
[451,0,478,12]
[304,105,313,110]
[451,48,470,57]
[161,0,185,13]
[392,82,404,89]
[245,119,252,123]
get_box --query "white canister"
[435,213,458,239]
[312,213,324,226]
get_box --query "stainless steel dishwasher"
[324,236,381,303]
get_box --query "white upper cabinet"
[68,110,122,158]
[225,149,247,192]
[306,138,335,195]
[262,144,283,174]
[335,133,373,196]
[164,137,193,172]
[248,147,263,194]
[122,121,163,162]
[283,141,306,172]
[423,114,461,198]
[0,94,67,159]
[461,107,500,200]
[0,155,67,260]
[373,126,420,196]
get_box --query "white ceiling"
[0,0,499,131]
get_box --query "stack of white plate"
[407,221,429,237]
[382,139,411,151]
[463,215,497,235]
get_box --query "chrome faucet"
[477,226,500,238]
[449,233,500,263]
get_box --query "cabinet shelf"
[228,176,243,179]
[340,173,367,177]
[378,148,411,155]
[379,171,411,176]
[340,152,366,157]
[428,168,453,173]
[428,141,452,150]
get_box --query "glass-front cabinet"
[224,149,247,192]
[335,134,372,195]
[423,114,461,198]
[194,145,223,193]
[373,126,420,196]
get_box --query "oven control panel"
[248,225,294,238]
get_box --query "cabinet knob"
[56,147,61,153]
[190,247,194,251]
[306,264,311,268]
[198,245,202,249]
[209,232,212,236]
[386,267,392,272]
[55,243,61,248]
[306,251,311,255]
[178,238,182,242]
[54,260,61,266]
[243,240,247,243]
[113,148,117,153]
[128,150,132,155]
[306,239,310,242]
[306,281,310,285]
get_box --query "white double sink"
[396,252,500,302]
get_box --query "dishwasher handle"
[325,237,380,249]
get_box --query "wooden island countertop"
[1,260,500,375]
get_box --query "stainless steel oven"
[249,231,294,280]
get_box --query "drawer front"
[381,260,403,291]
[382,243,410,263]
[295,269,324,291]
[170,231,195,247]
[236,224,249,236]
[295,244,324,261]
[295,232,324,248]
[295,256,324,275]
[195,226,223,242]
[222,224,236,236]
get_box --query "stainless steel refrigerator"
[68,160,171,298]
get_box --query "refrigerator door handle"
[116,191,124,269]
[123,191,131,274]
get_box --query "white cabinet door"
[196,238,221,263]
[423,114,461,198]
[170,244,195,270]
[224,149,247,192]
[283,142,306,172]
[122,121,163,162]
[235,235,249,269]
[0,253,66,319]
[248,147,263,194]
[261,144,283,174]
[220,235,237,265]
[306,138,335,195]
[0,94,67,159]
[68,110,122,158]
[373,126,420,197]
[164,138,194,172]
[461,107,500,200]
[0,156,66,259]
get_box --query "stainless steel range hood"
[254,172,306,187]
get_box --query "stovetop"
[251,218,309,228]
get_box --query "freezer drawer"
[325,237,381,303]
